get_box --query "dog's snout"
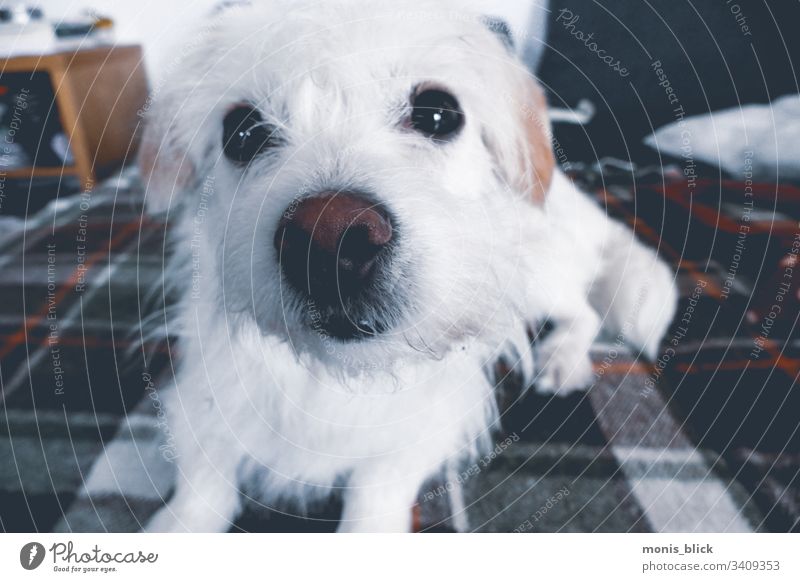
[274,192,394,301]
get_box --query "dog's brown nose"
[274,192,393,298]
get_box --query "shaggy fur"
[140,0,677,532]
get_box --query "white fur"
[141,0,677,532]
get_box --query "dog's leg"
[337,466,426,533]
[533,225,676,395]
[535,295,600,396]
[588,220,678,359]
[143,451,242,533]
[533,171,677,394]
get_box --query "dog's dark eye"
[410,89,463,139]
[222,105,278,163]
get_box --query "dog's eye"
[222,105,278,163]
[410,89,463,139]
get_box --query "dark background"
[535,0,800,165]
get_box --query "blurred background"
[0,0,798,533]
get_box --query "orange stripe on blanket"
[591,360,651,375]
[675,352,799,374]
[598,189,724,298]
[0,220,143,360]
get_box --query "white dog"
[139,0,677,532]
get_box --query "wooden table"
[0,44,148,190]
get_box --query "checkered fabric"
[0,165,797,532]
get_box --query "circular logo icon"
[19,542,46,570]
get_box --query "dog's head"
[140,0,554,371]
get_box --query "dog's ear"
[520,78,555,204]
[481,16,515,52]
[138,114,196,214]
[480,61,554,205]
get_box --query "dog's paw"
[535,344,593,396]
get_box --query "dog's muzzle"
[274,191,397,341]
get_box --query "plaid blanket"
[1,165,797,533]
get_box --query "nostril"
[338,224,385,277]
[351,207,393,247]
